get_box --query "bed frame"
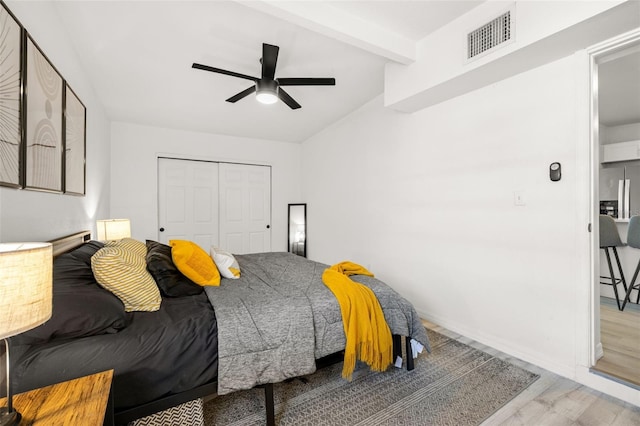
[50,230,92,257]
[49,231,415,426]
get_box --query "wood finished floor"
[593,297,640,387]
[421,319,640,425]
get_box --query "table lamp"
[96,219,131,241]
[0,243,52,425]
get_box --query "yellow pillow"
[91,246,161,312]
[106,238,147,258]
[170,240,220,286]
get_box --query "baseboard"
[595,342,604,360]
[418,309,575,380]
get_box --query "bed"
[10,231,429,425]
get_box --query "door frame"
[587,29,640,368]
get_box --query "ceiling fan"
[192,43,335,110]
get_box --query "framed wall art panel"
[63,84,86,195]
[0,2,23,188]
[24,34,63,193]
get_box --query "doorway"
[590,30,640,387]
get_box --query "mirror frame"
[287,203,306,258]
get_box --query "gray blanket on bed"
[204,252,430,395]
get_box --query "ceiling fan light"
[256,91,278,104]
[256,79,279,105]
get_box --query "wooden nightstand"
[0,370,113,425]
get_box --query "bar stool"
[622,215,640,310]
[599,215,629,310]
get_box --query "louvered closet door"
[157,158,219,251]
[219,163,271,254]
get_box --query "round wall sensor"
[550,162,561,181]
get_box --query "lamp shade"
[97,219,131,241]
[0,242,52,339]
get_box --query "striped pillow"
[106,237,147,258]
[91,246,161,312]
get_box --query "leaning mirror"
[288,204,306,257]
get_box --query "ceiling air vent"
[467,11,511,59]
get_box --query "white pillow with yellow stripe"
[91,245,161,312]
[210,246,241,279]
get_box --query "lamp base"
[0,408,21,426]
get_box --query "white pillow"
[210,246,241,279]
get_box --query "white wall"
[110,122,301,251]
[0,1,110,242]
[601,122,640,144]
[302,54,638,405]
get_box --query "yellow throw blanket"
[322,261,393,380]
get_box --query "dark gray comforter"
[205,252,430,395]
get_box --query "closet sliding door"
[219,163,271,254]
[157,158,220,249]
[158,158,271,254]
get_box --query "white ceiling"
[54,1,637,143]
[327,1,482,40]
[53,1,483,143]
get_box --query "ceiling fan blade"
[226,86,256,103]
[261,44,279,80]
[192,63,257,82]
[278,78,336,86]
[278,88,301,110]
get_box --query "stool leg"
[621,260,640,311]
[604,248,623,310]
[612,247,629,296]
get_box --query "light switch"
[514,191,526,206]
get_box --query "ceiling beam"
[238,0,416,64]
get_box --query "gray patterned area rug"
[203,329,539,425]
